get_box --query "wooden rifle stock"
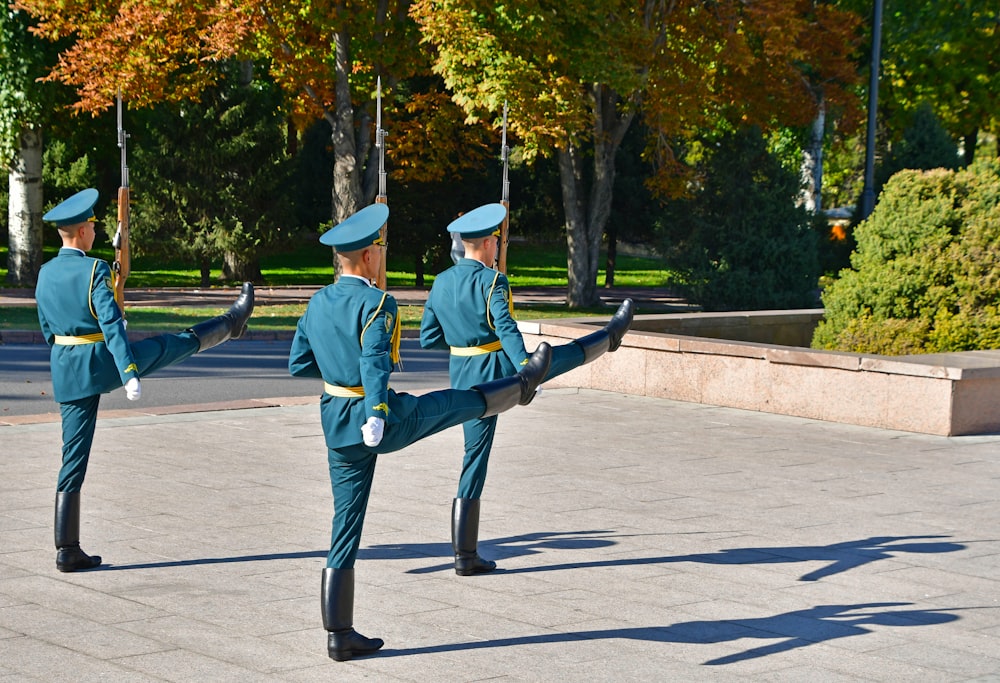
[113,185,130,312]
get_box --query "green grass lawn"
[1,240,676,289]
[0,302,621,333]
[1,238,676,332]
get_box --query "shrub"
[813,160,1000,354]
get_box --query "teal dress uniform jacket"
[420,258,583,499]
[36,249,140,402]
[289,276,419,449]
[36,248,201,492]
[420,258,529,387]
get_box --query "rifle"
[112,89,131,315]
[497,101,510,274]
[374,76,388,290]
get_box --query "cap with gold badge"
[447,203,507,239]
[43,188,99,228]
[320,204,389,251]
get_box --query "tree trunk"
[414,254,424,288]
[559,143,595,308]
[799,95,825,214]
[561,84,633,308]
[604,219,617,288]
[222,251,262,283]
[330,29,362,225]
[6,126,44,286]
[200,258,211,288]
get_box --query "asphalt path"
[0,339,450,417]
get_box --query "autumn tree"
[413,0,862,307]
[15,0,500,278]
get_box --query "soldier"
[288,203,552,662]
[35,188,255,573]
[420,202,634,576]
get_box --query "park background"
[2,1,998,350]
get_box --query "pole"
[859,0,884,221]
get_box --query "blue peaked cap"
[43,188,99,227]
[447,203,507,239]
[320,203,389,251]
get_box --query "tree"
[15,0,498,276]
[874,102,960,194]
[657,127,820,311]
[1,6,57,285]
[880,1,999,166]
[413,0,862,306]
[130,63,296,284]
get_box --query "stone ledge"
[519,311,1000,436]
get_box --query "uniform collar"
[58,247,86,256]
[458,257,488,269]
[339,274,375,287]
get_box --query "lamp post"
[859,0,885,220]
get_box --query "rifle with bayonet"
[497,101,510,274]
[374,76,388,290]
[112,89,130,315]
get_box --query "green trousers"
[325,387,487,568]
[56,332,200,492]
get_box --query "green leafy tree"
[880,1,999,165]
[1,6,57,284]
[875,102,960,193]
[813,160,1000,354]
[657,127,820,311]
[130,64,295,284]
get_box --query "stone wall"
[520,310,1000,436]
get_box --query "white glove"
[362,416,385,447]
[125,377,142,401]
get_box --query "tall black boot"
[321,568,384,662]
[474,342,552,417]
[187,282,255,352]
[452,498,497,576]
[576,298,634,364]
[54,491,101,572]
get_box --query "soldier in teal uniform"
[35,188,255,573]
[288,203,552,662]
[420,203,634,576]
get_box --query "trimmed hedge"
[812,160,1000,354]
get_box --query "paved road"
[0,340,450,419]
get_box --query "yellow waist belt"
[450,340,503,356]
[54,332,105,345]
[324,383,365,398]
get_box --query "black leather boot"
[474,342,552,417]
[187,282,255,351]
[452,498,497,576]
[321,568,384,662]
[54,491,101,572]
[575,298,634,364]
